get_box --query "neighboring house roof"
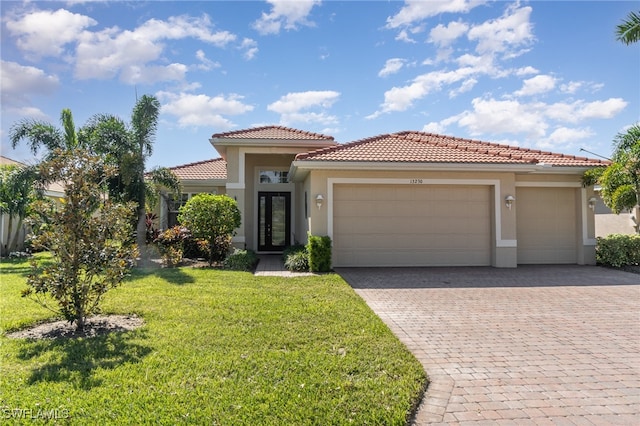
[0,156,64,198]
[295,131,608,167]
[211,125,335,141]
[0,156,26,166]
[168,158,227,181]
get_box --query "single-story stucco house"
[156,126,610,268]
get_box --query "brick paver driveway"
[337,265,640,425]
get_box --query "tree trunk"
[6,215,15,253]
[136,204,147,262]
[8,216,24,253]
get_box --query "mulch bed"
[6,315,144,340]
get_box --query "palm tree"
[130,95,161,254]
[82,95,179,257]
[9,108,83,158]
[616,10,640,45]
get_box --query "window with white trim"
[259,170,288,184]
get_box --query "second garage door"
[333,184,491,267]
[516,187,578,264]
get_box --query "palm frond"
[616,10,640,45]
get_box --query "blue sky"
[1,0,638,169]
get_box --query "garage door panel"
[517,187,577,264]
[335,248,490,267]
[333,184,491,267]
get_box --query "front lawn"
[0,256,426,425]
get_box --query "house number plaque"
[409,179,424,184]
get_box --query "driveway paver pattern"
[337,265,640,425]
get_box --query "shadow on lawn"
[17,329,152,390]
[130,264,196,285]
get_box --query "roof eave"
[209,138,338,160]
[176,178,227,187]
[291,160,544,174]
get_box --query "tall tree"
[130,95,161,254]
[616,10,640,45]
[82,95,166,256]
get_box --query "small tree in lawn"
[22,149,138,332]
[178,194,241,266]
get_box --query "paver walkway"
[337,265,640,425]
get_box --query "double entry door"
[258,192,291,252]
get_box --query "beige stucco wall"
[303,168,596,267]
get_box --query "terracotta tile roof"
[295,131,609,167]
[168,158,227,180]
[211,125,335,141]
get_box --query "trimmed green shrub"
[596,234,640,267]
[178,194,241,266]
[223,249,258,271]
[284,249,309,272]
[307,234,332,272]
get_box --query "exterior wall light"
[505,195,515,210]
[588,196,597,211]
[316,194,324,209]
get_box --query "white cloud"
[253,0,321,35]
[1,61,60,97]
[0,61,59,117]
[195,50,221,71]
[157,91,254,128]
[429,20,469,46]
[457,97,548,137]
[544,127,594,145]
[395,29,417,43]
[5,8,96,58]
[422,121,447,134]
[73,14,236,83]
[240,38,259,60]
[467,4,534,57]
[573,98,628,120]
[268,90,339,113]
[372,4,536,118]
[514,74,556,97]
[120,63,189,85]
[449,78,477,97]
[268,90,340,125]
[368,67,476,117]
[386,0,483,29]
[378,58,406,77]
[437,96,627,146]
[6,8,243,85]
[515,66,538,76]
[559,80,604,94]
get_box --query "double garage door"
[332,184,580,267]
[333,184,491,267]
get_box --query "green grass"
[0,255,426,425]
